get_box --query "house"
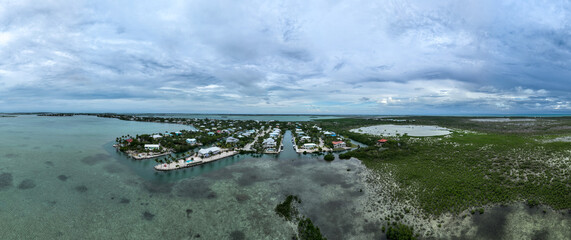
[332,141,346,148]
[207,132,215,136]
[186,138,197,145]
[152,134,163,139]
[226,137,239,144]
[174,131,182,136]
[303,143,317,149]
[377,139,388,146]
[262,138,276,148]
[198,147,221,157]
[144,144,160,150]
[269,132,279,138]
[125,138,133,143]
[300,136,311,142]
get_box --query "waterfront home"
[152,134,163,139]
[186,138,197,145]
[303,143,317,149]
[174,131,182,136]
[332,141,346,148]
[198,147,221,157]
[207,132,215,136]
[269,132,279,138]
[226,137,239,144]
[377,139,388,146]
[300,136,311,142]
[125,138,133,143]
[262,138,277,148]
[144,144,160,150]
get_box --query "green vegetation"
[341,130,570,216]
[323,154,334,161]
[275,195,301,221]
[385,223,416,240]
[297,217,327,240]
[313,117,571,216]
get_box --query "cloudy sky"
[0,0,570,114]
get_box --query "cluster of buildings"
[261,128,282,152]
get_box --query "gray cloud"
[0,0,570,114]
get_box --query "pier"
[154,150,239,171]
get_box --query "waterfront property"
[186,138,197,145]
[377,139,388,146]
[263,138,277,148]
[198,147,221,157]
[303,143,317,149]
[144,144,160,150]
[332,141,346,148]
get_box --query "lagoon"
[350,124,452,137]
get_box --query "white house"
[332,141,346,148]
[300,136,311,141]
[198,147,221,157]
[186,138,197,145]
[152,134,163,139]
[303,143,317,149]
[262,138,276,148]
[144,144,160,150]
[269,132,279,138]
[226,137,239,144]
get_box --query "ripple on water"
[0,173,13,190]
[175,178,217,199]
[142,181,174,194]
[142,211,155,221]
[17,179,36,190]
[469,205,510,239]
[229,230,246,240]
[81,153,112,166]
[103,163,127,174]
[75,185,88,193]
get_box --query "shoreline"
[154,150,239,171]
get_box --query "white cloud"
[0,0,569,114]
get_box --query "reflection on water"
[0,115,569,239]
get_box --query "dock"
[154,150,239,171]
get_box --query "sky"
[0,0,570,115]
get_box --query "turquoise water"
[1,115,568,239]
[0,115,376,239]
[131,114,343,121]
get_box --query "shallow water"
[0,115,375,239]
[133,114,342,121]
[350,124,451,137]
[470,118,537,122]
[1,116,568,239]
